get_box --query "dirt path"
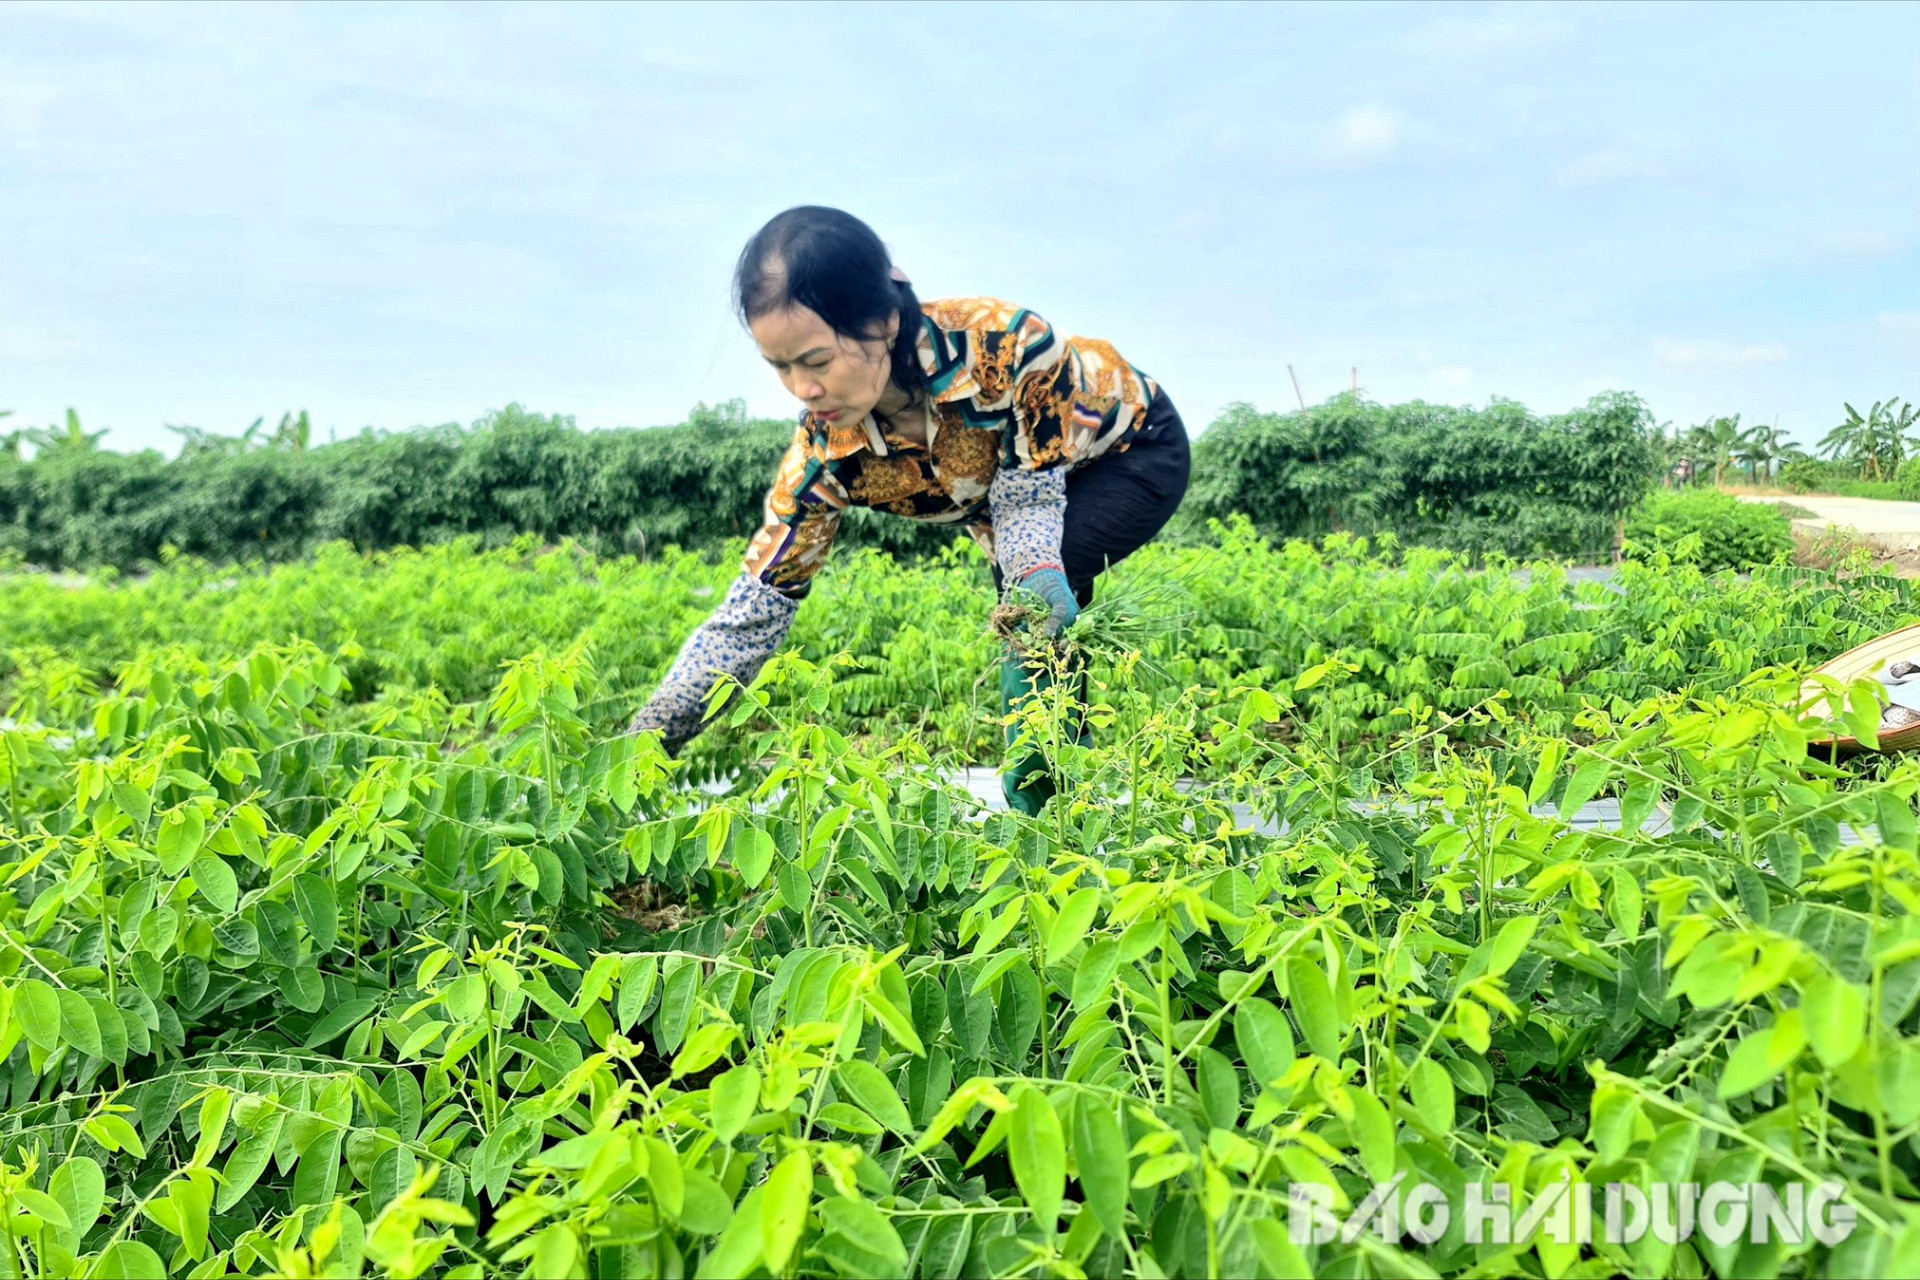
[1756,494,1920,548]
[1738,493,1920,574]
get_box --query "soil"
[609,879,697,932]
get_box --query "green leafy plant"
[2,522,1920,1277]
[1624,490,1795,573]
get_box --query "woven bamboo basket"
[1799,622,1920,755]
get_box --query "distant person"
[1672,457,1695,488]
[627,206,1190,813]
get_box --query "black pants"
[992,389,1192,606]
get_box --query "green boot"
[999,649,1089,816]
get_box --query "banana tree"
[1687,413,1754,486]
[1819,398,1918,481]
[1741,420,1797,482]
[271,410,312,454]
[23,408,106,456]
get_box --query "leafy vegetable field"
[5,526,1920,1278]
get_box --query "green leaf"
[57,988,102,1058]
[89,996,127,1066]
[293,873,338,952]
[1249,1219,1313,1279]
[1717,1026,1783,1099]
[1487,916,1539,977]
[15,979,61,1051]
[644,1136,684,1219]
[1071,938,1122,1011]
[1732,864,1770,926]
[1235,997,1297,1089]
[818,1197,907,1271]
[157,806,207,875]
[1196,1046,1240,1129]
[291,1129,342,1207]
[15,1187,69,1230]
[777,863,811,914]
[93,1242,167,1280]
[672,1023,735,1077]
[193,1088,233,1167]
[49,1155,104,1244]
[1009,1084,1065,1233]
[1285,958,1342,1060]
[1528,739,1565,806]
[190,854,238,914]
[733,827,775,888]
[445,972,486,1023]
[1408,1059,1455,1134]
[1072,1095,1128,1240]
[217,1112,284,1212]
[278,966,326,1013]
[761,1150,812,1273]
[303,998,376,1049]
[1560,758,1608,818]
[836,1060,913,1134]
[528,1224,579,1277]
[1803,975,1866,1068]
[618,955,658,1031]
[166,1178,211,1260]
[709,1065,760,1143]
[138,906,180,957]
[700,1186,765,1278]
[1345,1086,1396,1181]
[1878,790,1917,852]
[112,782,152,827]
[1046,887,1101,964]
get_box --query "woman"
[629,206,1190,814]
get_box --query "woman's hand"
[1018,566,1080,637]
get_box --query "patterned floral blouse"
[746,297,1161,597]
[631,297,1159,747]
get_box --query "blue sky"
[2,0,1915,454]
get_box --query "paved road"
[1741,493,1920,554]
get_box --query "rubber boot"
[999,648,1089,816]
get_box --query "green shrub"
[1778,457,1855,493]
[1832,480,1910,500]
[1623,488,1794,571]
[2,392,1661,571]
[1187,391,1657,561]
[1895,456,1920,500]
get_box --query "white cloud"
[1434,365,1474,390]
[1655,338,1788,369]
[1322,106,1400,164]
[1818,230,1900,259]
[1881,312,1920,336]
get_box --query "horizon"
[3,1,1916,457]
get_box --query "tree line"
[0,392,1662,572]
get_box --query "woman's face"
[750,303,899,426]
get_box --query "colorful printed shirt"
[630,298,1159,746]
[745,297,1160,596]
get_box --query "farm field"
[5,527,1920,1277]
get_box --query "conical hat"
[1799,621,1920,754]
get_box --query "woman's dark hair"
[734,206,927,404]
